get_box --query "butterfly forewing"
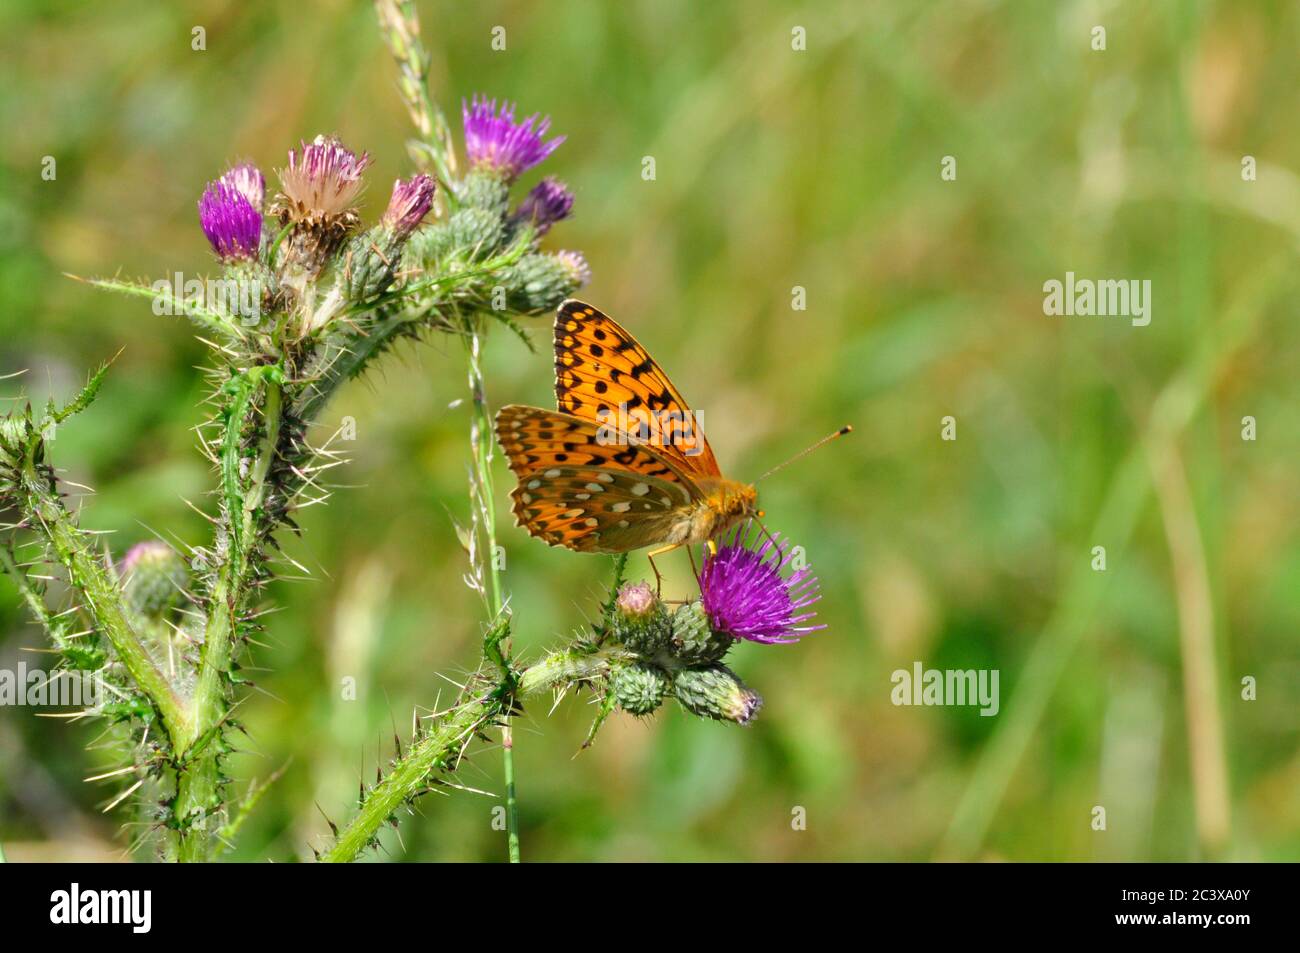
[554,300,722,478]
[496,404,697,486]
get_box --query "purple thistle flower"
[198,180,262,261]
[278,135,371,220]
[462,95,565,179]
[381,174,436,238]
[220,162,265,212]
[515,177,574,234]
[699,529,825,644]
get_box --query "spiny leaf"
[71,274,246,343]
[49,350,120,426]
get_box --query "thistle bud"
[458,167,511,217]
[670,600,734,664]
[500,251,588,311]
[221,259,276,329]
[198,180,262,263]
[220,162,266,212]
[611,581,670,655]
[119,541,188,619]
[334,175,436,304]
[381,174,436,240]
[448,207,505,256]
[672,664,763,725]
[514,177,573,235]
[611,662,670,716]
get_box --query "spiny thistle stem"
[321,688,503,863]
[461,320,519,862]
[321,649,612,863]
[0,541,72,652]
[13,447,189,745]
[173,373,283,860]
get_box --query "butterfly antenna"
[755,425,853,483]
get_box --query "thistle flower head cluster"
[598,534,823,726]
[182,94,586,342]
[398,93,587,311]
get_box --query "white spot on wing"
[631,483,650,496]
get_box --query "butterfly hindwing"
[507,465,694,553]
[553,300,722,478]
[496,404,705,553]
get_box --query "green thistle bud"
[672,664,762,725]
[119,541,188,619]
[500,252,586,312]
[611,662,670,716]
[611,581,671,655]
[670,600,734,664]
[458,168,510,217]
[448,207,505,256]
[403,223,453,268]
[221,259,276,328]
[340,225,402,301]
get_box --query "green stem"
[15,452,189,746]
[173,375,282,861]
[0,542,72,650]
[321,690,502,863]
[462,322,518,861]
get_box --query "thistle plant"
[0,0,822,863]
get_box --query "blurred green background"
[2,0,1298,862]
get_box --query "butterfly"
[495,300,760,567]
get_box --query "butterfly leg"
[645,543,681,596]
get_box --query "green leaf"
[72,274,246,343]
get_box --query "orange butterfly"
[495,300,760,567]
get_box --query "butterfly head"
[706,480,760,536]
